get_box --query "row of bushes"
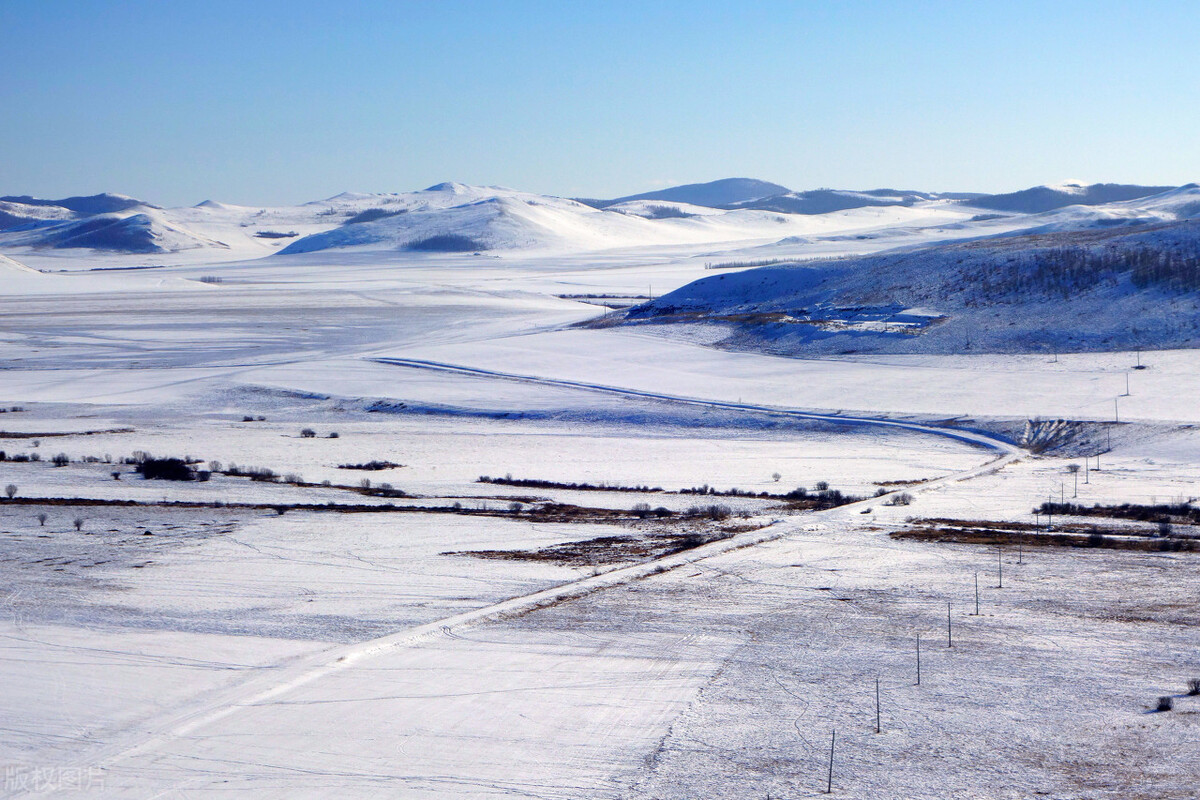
[480,474,866,505]
[479,475,663,493]
[1035,500,1200,526]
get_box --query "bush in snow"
[136,458,195,481]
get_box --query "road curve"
[370,356,1022,454]
[30,357,1024,794]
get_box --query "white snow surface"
[1,186,1200,798]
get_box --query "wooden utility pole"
[974,572,980,615]
[997,545,1003,588]
[875,678,881,734]
[947,601,953,647]
[826,729,836,794]
[916,633,922,685]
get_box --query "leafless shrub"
[687,504,731,520]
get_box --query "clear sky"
[3,0,1199,206]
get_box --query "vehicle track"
[18,361,1022,796]
[370,357,1021,453]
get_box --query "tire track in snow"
[19,365,1022,794]
[369,357,1021,453]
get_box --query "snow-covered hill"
[728,188,981,215]
[276,183,982,255]
[584,178,790,209]
[0,209,229,254]
[623,217,1200,355]
[964,181,1176,214]
[1,179,1196,266]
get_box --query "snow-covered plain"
[2,186,1199,798]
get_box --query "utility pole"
[998,545,1003,588]
[826,729,836,794]
[947,601,953,647]
[875,678,881,734]
[1124,372,1130,396]
[1114,397,1119,424]
[974,572,980,615]
[916,633,922,685]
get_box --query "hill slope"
[622,218,1200,355]
[965,182,1177,214]
[586,178,790,209]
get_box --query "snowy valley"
[1,177,1199,798]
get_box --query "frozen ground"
[1,231,1198,797]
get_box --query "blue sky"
[3,0,1198,206]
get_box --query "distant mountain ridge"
[0,179,1193,257]
[0,193,155,215]
[964,182,1176,214]
[580,178,790,209]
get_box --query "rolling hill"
[622,205,1200,355]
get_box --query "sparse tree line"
[1035,499,1200,527]
[965,239,1200,302]
[479,474,877,510]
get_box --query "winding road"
[20,358,1025,798]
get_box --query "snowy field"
[2,221,1199,797]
